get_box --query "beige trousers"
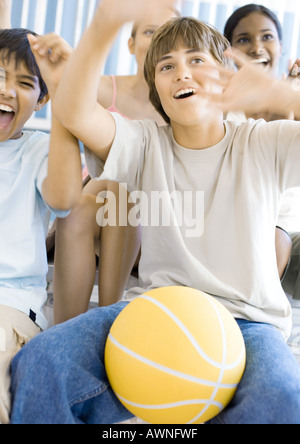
[0,305,41,424]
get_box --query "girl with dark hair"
[224,4,282,45]
[224,4,298,88]
[224,4,300,291]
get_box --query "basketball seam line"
[115,393,224,411]
[140,295,244,371]
[108,333,238,390]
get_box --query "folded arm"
[42,115,82,211]
[29,33,82,211]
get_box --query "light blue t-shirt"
[0,130,67,330]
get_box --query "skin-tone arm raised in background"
[0,0,11,28]
[53,0,176,162]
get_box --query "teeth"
[251,58,268,65]
[174,88,196,99]
[0,104,13,112]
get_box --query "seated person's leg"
[10,302,133,424]
[208,320,300,424]
[54,179,141,323]
[53,190,102,324]
[96,181,141,307]
[0,306,40,424]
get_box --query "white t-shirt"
[277,187,300,233]
[227,111,300,233]
[0,131,68,330]
[89,113,300,340]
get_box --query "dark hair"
[144,17,231,124]
[224,4,282,44]
[0,28,48,101]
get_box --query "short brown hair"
[144,17,231,123]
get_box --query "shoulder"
[242,118,300,142]
[229,118,300,161]
[228,117,276,140]
[20,131,50,162]
[22,130,49,143]
[23,130,49,148]
[109,114,170,166]
[113,113,162,142]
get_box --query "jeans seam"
[69,382,109,407]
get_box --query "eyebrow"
[157,49,203,64]
[234,29,274,38]
[141,24,157,30]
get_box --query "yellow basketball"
[105,286,246,424]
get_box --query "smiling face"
[0,54,46,141]
[144,17,230,124]
[155,47,223,127]
[231,11,282,76]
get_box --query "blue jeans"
[10,302,300,424]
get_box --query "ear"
[128,36,135,55]
[35,93,50,112]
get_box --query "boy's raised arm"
[29,33,82,211]
[0,0,12,28]
[53,0,175,162]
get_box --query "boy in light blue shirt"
[0,28,78,423]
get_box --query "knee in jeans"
[12,331,57,376]
[266,381,300,424]
[277,386,300,421]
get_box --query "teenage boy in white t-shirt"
[0,28,79,423]
[10,0,300,424]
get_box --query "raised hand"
[289,59,300,79]
[27,33,73,98]
[96,0,176,29]
[201,49,297,117]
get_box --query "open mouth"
[174,88,196,100]
[0,104,15,129]
[250,58,270,69]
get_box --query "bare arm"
[52,3,122,162]
[53,0,175,162]
[0,0,11,28]
[42,115,82,211]
[29,33,82,211]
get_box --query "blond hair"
[144,17,231,123]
